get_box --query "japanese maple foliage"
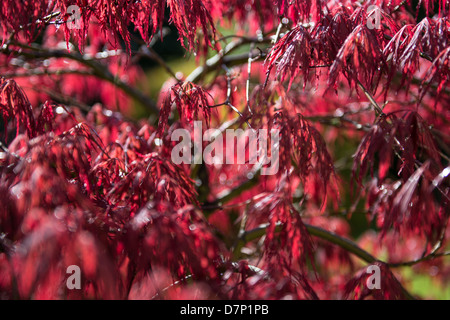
[0,0,449,300]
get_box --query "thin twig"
[208,64,253,128]
[2,69,94,79]
[137,45,180,81]
[245,44,263,115]
[356,79,384,115]
[186,36,272,84]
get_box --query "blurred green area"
[402,262,450,299]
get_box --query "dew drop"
[55,106,65,114]
[334,108,344,117]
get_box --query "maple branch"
[23,85,91,112]
[211,171,261,206]
[388,251,450,268]
[0,43,159,115]
[234,222,417,299]
[304,107,373,131]
[233,222,378,264]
